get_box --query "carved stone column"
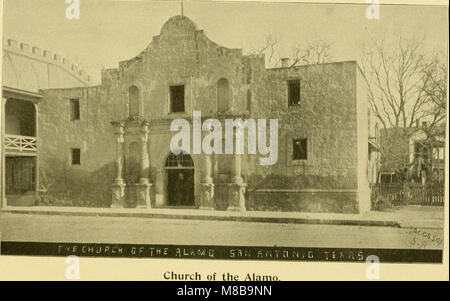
[203,154,213,184]
[227,153,246,211]
[155,168,165,207]
[199,154,214,210]
[139,121,150,184]
[231,153,243,185]
[136,121,152,208]
[226,182,247,211]
[111,121,126,208]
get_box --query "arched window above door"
[165,151,194,168]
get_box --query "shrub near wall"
[247,174,357,190]
[246,174,359,213]
[38,158,114,207]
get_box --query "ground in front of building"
[1,205,444,250]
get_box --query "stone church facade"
[15,15,377,213]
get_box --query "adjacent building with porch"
[2,15,379,214]
[379,122,445,185]
[1,38,92,207]
[370,122,446,208]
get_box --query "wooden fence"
[370,183,445,208]
[424,184,445,206]
[370,184,405,208]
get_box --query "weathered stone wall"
[249,62,358,181]
[247,190,358,213]
[244,62,360,212]
[38,86,116,207]
[100,16,260,122]
[355,66,371,212]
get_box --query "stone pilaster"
[199,154,214,210]
[202,153,213,184]
[155,168,165,207]
[139,121,150,184]
[199,183,214,210]
[227,153,246,211]
[111,121,126,208]
[111,183,126,208]
[136,182,151,209]
[230,153,243,185]
[226,183,247,211]
[137,121,152,208]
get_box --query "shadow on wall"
[246,174,359,213]
[247,174,357,190]
[247,192,358,213]
[38,158,115,207]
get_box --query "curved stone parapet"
[3,38,93,92]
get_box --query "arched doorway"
[165,151,195,206]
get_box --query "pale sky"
[3,0,448,83]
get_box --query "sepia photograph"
[0,0,448,281]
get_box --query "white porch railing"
[4,134,37,152]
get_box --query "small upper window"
[293,138,307,160]
[70,99,80,120]
[170,85,185,113]
[288,80,300,106]
[71,148,81,165]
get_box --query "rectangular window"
[433,147,444,160]
[70,99,80,120]
[293,138,307,160]
[170,85,185,113]
[288,80,300,106]
[71,148,81,165]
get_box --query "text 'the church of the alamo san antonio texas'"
[2,15,380,214]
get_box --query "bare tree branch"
[255,36,333,68]
[360,37,446,131]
